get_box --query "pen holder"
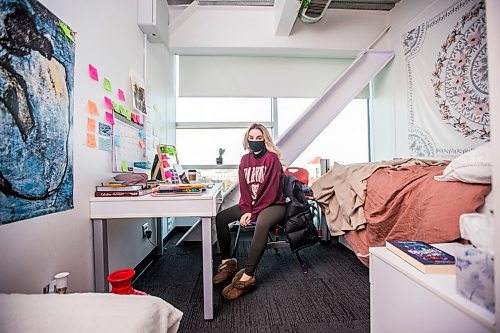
[52,272,69,294]
[188,170,198,182]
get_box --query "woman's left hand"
[240,213,252,227]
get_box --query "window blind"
[178,55,369,99]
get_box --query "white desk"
[89,183,222,320]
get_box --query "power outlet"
[142,223,149,238]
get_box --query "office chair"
[284,167,309,186]
[231,170,313,274]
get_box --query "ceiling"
[167,0,401,11]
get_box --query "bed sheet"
[0,293,183,333]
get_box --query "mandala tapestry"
[0,0,75,224]
[403,0,489,158]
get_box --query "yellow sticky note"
[58,21,75,43]
[103,78,112,92]
[87,117,96,132]
[121,161,128,172]
[138,139,145,148]
[87,100,99,115]
[86,133,97,148]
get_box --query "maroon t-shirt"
[238,151,285,221]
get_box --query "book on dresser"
[385,240,456,274]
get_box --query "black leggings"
[215,204,286,276]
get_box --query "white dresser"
[369,243,495,333]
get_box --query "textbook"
[158,183,206,191]
[95,188,153,197]
[386,240,456,274]
[96,185,144,192]
[152,190,202,196]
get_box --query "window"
[277,98,370,167]
[176,97,369,167]
[175,97,272,165]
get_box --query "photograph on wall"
[403,0,489,159]
[130,72,147,115]
[0,0,75,224]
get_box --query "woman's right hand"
[240,213,252,227]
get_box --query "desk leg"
[92,219,109,292]
[201,216,214,320]
[156,217,164,256]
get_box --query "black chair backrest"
[283,174,319,252]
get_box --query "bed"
[312,143,492,266]
[0,293,183,333]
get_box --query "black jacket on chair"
[283,175,319,252]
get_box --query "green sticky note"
[124,108,131,121]
[58,21,74,43]
[153,104,158,112]
[103,78,112,92]
[166,147,176,155]
[121,161,128,172]
[111,101,119,113]
[119,105,125,115]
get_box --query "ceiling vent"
[299,0,333,23]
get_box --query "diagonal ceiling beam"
[276,50,394,166]
[274,0,301,36]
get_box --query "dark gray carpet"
[133,232,370,333]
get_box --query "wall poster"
[0,0,75,224]
[403,0,489,159]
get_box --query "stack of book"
[152,183,206,196]
[95,184,153,197]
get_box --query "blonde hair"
[242,123,282,159]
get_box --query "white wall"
[0,0,171,293]
[371,0,437,161]
[485,0,500,329]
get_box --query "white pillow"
[434,142,492,184]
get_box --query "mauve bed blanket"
[344,165,491,266]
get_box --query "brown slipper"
[213,258,237,284]
[222,269,256,300]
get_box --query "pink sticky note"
[105,111,115,125]
[131,113,137,123]
[89,64,99,81]
[164,170,172,179]
[104,96,113,110]
[118,89,125,101]
[138,139,145,148]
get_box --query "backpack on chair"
[283,174,319,252]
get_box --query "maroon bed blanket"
[344,165,491,266]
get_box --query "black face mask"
[248,140,266,152]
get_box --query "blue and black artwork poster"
[0,0,75,224]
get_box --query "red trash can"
[107,268,147,295]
